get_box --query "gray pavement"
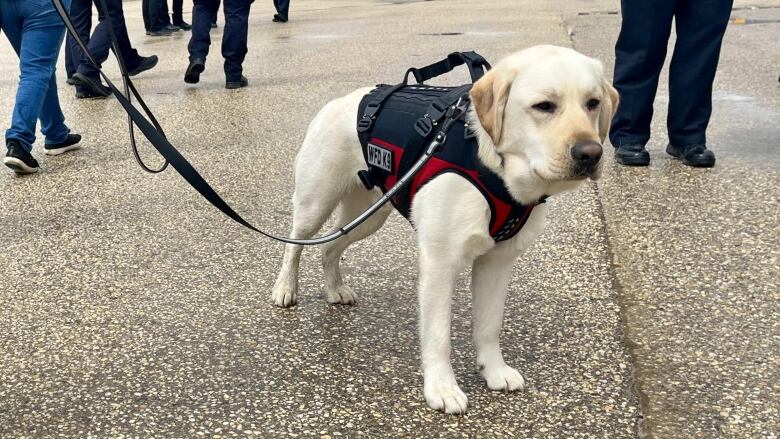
[0,0,777,437]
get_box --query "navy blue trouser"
[188,0,253,81]
[273,0,289,17]
[70,0,141,80]
[610,0,734,149]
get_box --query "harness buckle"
[415,116,434,137]
[463,123,476,140]
[357,116,374,133]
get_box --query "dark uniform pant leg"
[158,0,171,27]
[273,0,289,17]
[222,0,252,81]
[66,0,93,78]
[609,0,678,148]
[667,0,733,147]
[189,0,220,63]
[172,0,185,24]
[77,0,141,78]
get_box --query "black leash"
[50,0,466,245]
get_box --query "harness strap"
[392,86,473,217]
[406,51,491,84]
[414,84,473,137]
[357,83,407,136]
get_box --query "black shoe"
[184,58,206,84]
[44,133,82,156]
[73,73,111,99]
[128,55,159,77]
[147,28,172,36]
[174,21,192,30]
[666,143,716,168]
[272,14,289,22]
[66,76,76,86]
[211,21,218,28]
[226,75,249,89]
[4,139,39,174]
[164,24,181,32]
[614,144,650,166]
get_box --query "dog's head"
[469,45,619,203]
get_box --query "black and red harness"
[357,52,545,242]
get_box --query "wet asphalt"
[0,0,777,437]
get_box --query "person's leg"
[172,0,185,24]
[147,0,165,31]
[667,0,734,148]
[142,0,151,30]
[4,0,69,152]
[188,0,219,63]
[158,0,172,27]
[66,0,92,79]
[610,0,678,148]
[78,0,142,78]
[222,0,252,82]
[273,0,289,17]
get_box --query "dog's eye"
[532,101,556,113]
[587,98,601,110]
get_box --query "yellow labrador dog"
[272,45,618,414]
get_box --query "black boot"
[666,143,716,168]
[185,59,206,84]
[614,144,650,166]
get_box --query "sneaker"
[4,139,39,174]
[73,73,111,99]
[666,143,716,168]
[614,144,650,166]
[174,21,192,30]
[226,75,249,89]
[184,58,206,84]
[44,134,82,156]
[128,55,159,77]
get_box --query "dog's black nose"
[571,141,603,164]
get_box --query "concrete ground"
[0,0,777,437]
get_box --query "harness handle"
[404,51,491,85]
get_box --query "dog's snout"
[571,141,603,164]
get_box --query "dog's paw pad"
[327,285,357,305]
[482,364,525,391]
[424,377,468,414]
[271,284,298,308]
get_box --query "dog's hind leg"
[321,187,391,305]
[471,245,526,391]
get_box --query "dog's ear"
[470,69,515,146]
[598,79,619,144]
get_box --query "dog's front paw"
[424,374,468,414]
[271,283,298,308]
[481,364,526,391]
[326,285,357,305]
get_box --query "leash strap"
[51,0,470,246]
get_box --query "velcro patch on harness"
[367,143,393,173]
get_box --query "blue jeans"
[0,0,72,153]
